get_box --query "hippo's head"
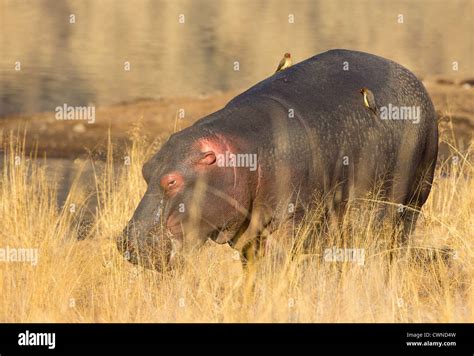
[116,129,254,270]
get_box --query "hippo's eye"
[160,173,182,193]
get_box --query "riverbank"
[0,77,472,162]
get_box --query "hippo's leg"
[230,207,274,267]
[239,235,266,267]
[240,230,291,268]
[400,160,436,241]
[238,209,307,268]
[400,124,438,242]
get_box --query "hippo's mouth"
[166,223,183,236]
[118,232,174,271]
[165,213,183,234]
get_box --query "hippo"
[117,49,438,270]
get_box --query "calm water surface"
[0,0,472,116]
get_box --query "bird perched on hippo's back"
[275,52,292,72]
[360,87,378,115]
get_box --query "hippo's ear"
[199,151,216,165]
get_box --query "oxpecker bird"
[360,87,378,115]
[276,53,292,73]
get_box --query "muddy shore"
[0,78,472,162]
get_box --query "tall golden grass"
[0,127,472,323]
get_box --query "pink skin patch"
[166,212,183,234]
[195,137,229,167]
[195,135,237,191]
[196,133,245,160]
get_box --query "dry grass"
[0,127,472,323]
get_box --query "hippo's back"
[227,49,435,131]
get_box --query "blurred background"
[1,0,472,117]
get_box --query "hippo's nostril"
[116,224,140,261]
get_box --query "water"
[1,0,472,117]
